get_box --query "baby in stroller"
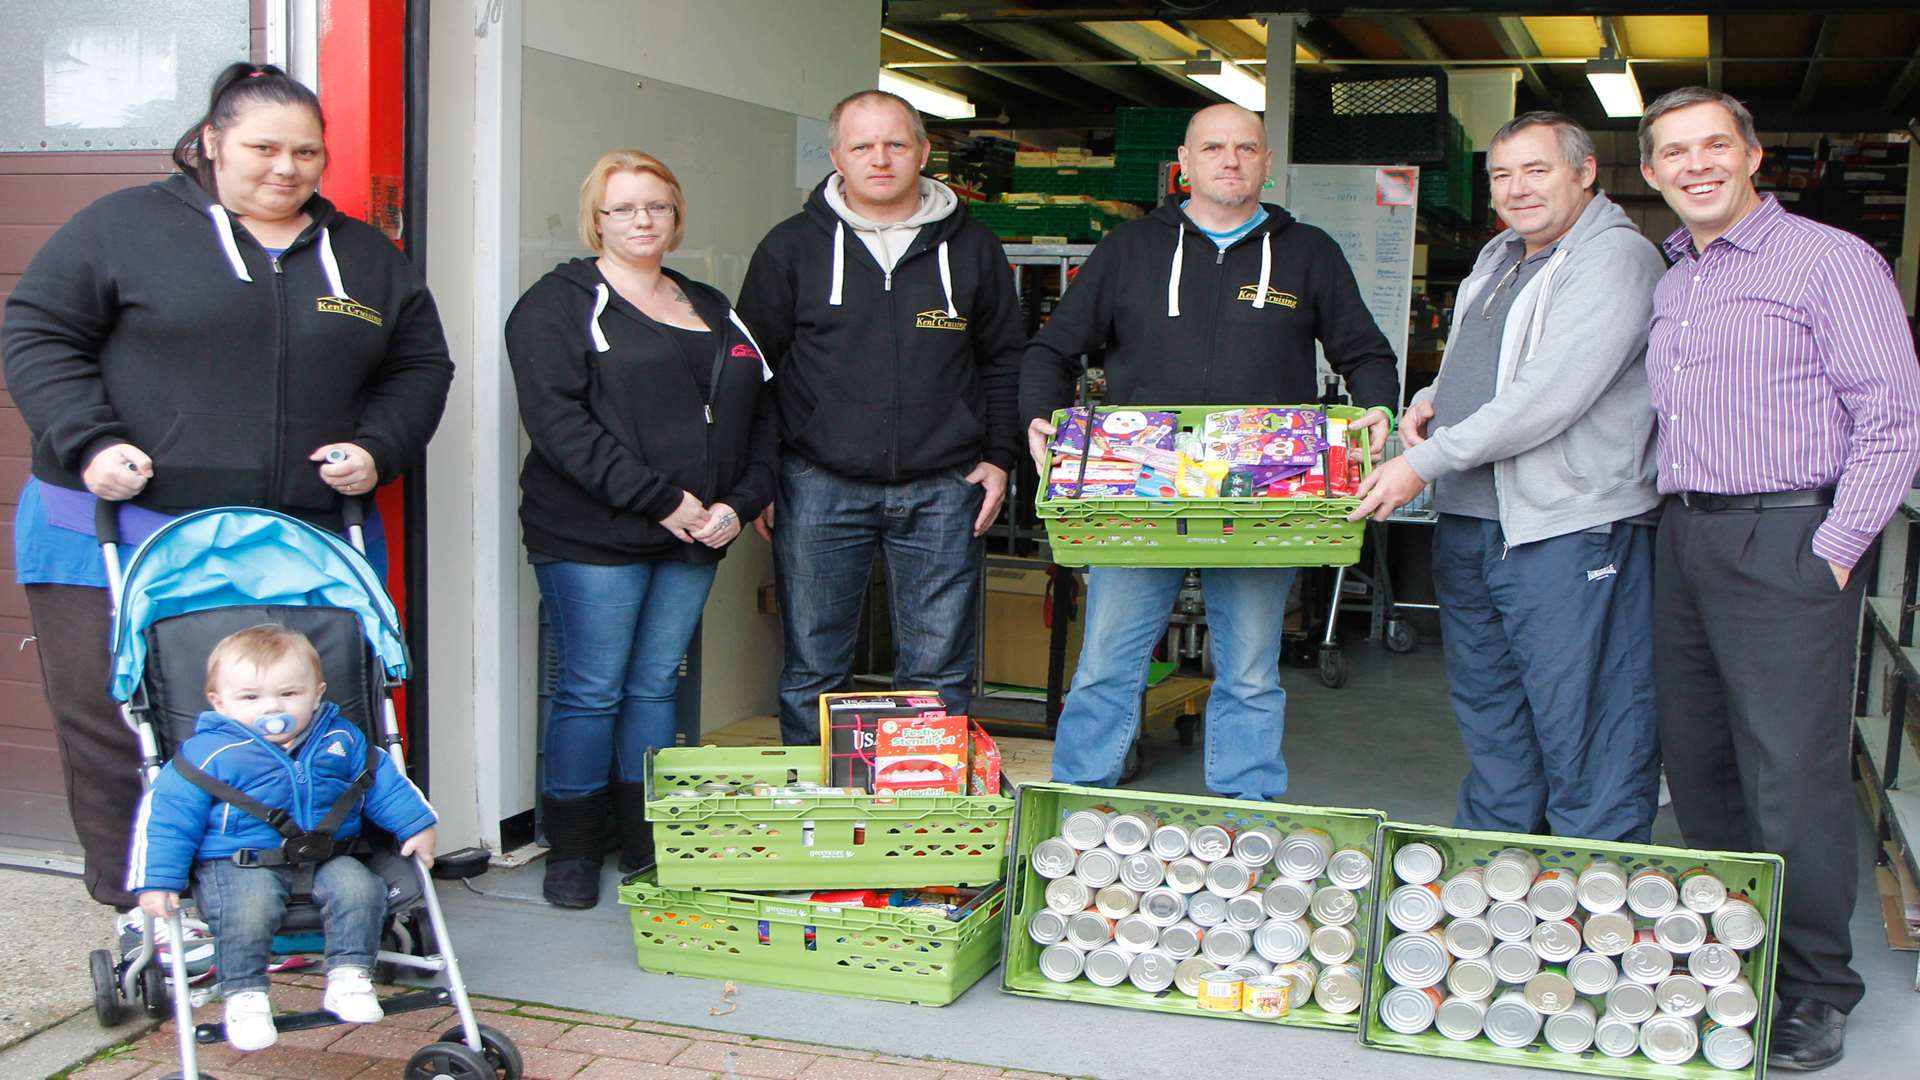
[130,623,437,1051]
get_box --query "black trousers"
[26,583,141,910]
[1652,499,1869,1013]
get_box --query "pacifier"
[250,713,294,736]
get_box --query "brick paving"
[73,974,1075,1080]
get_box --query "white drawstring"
[1166,224,1185,317]
[727,310,775,382]
[828,220,845,306]
[589,284,611,353]
[936,241,958,318]
[208,206,252,282]
[1252,233,1272,310]
[317,228,347,297]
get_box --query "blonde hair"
[577,150,686,253]
[205,624,324,695]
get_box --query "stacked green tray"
[620,870,1007,1006]
[1000,782,1386,1031]
[967,201,1126,242]
[1011,165,1116,199]
[1361,823,1785,1080]
[1115,107,1190,151]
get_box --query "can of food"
[1094,884,1139,920]
[1119,852,1166,892]
[1328,846,1376,890]
[1241,974,1293,1019]
[1150,823,1192,861]
[1382,927,1450,989]
[1308,923,1358,966]
[1075,847,1122,889]
[1626,867,1679,919]
[1445,957,1497,1002]
[1531,916,1583,963]
[1442,867,1490,919]
[1158,919,1203,960]
[1701,1018,1757,1070]
[1620,929,1674,984]
[1678,867,1729,915]
[1232,827,1281,870]
[1138,886,1187,927]
[1527,868,1581,921]
[1687,941,1742,987]
[1261,877,1314,921]
[1083,943,1133,987]
[1274,960,1318,1011]
[1061,807,1116,851]
[1435,994,1488,1041]
[1254,917,1310,964]
[1484,848,1542,902]
[1201,924,1250,964]
[1581,911,1635,956]
[1639,1013,1700,1065]
[1315,963,1365,1014]
[1487,899,1539,942]
[1379,985,1444,1034]
[1204,857,1259,898]
[1027,908,1069,946]
[1576,860,1629,915]
[1605,979,1658,1024]
[1065,910,1115,949]
[1224,893,1266,931]
[1443,916,1494,960]
[1391,841,1446,886]
[1038,942,1086,983]
[1189,824,1238,863]
[1276,827,1333,880]
[1567,950,1619,996]
[1224,956,1273,980]
[1032,837,1079,880]
[1710,894,1767,950]
[1523,966,1576,1015]
[1114,913,1161,953]
[1105,810,1160,856]
[1127,948,1178,993]
[1593,1012,1641,1058]
[1483,990,1544,1048]
[1196,969,1244,1011]
[1490,940,1541,985]
[1655,909,1708,955]
[1174,956,1219,997]
[1045,877,1093,915]
[1310,886,1360,928]
[1187,891,1228,928]
[1654,973,1707,1018]
[1386,882,1446,933]
[1165,857,1208,895]
[1705,976,1758,1027]
[1543,998,1598,1053]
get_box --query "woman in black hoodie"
[505,151,775,909]
[2,64,453,913]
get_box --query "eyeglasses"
[598,203,675,222]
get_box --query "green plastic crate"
[1114,106,1191,151]
[1011,166,1115,199]
[1000,782,1386,1031]
[1361,823,1785,1080]
[619,870,1007,1007]
[644,746,1013,890]
[1036,404,1375,568]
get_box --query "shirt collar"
[1663,192,1784,262]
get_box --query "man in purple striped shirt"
[1640,87,1920,1072]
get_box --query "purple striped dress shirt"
[1648,194,1920,568]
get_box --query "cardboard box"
[873,713,971,794]
[819,691,949,790]
[968,722,1002,796]
[982,565,1084,691]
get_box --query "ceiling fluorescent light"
[878,69,975,120]
[1585,49,1643,118]
[1185,58,1267,113]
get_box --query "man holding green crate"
[1019,103,1397,801]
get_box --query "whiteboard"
[1285,163,1418,412]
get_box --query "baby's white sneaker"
[323,965,384,1023]
[223,990,278,1051]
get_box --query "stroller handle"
[95,497,122,548]
[341,494,367,531]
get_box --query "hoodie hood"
[158,172,352,295]
[1148,200,1297,318]
[545,256,767,363]
[807,174,964,313]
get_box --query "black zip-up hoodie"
[2,173,453,522]
[505,259,777,564]
[1020,201,1399,421]
[737,176,1023,482]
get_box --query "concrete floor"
[433,643,1918,1080]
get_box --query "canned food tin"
[1032,837,1079,880]
[1127,948,1177,993]
[1382,928,1450,989]
[1576,860,1629,915]
[1253,917,1311,964]
[1150,823,1192,861]
[1654,973,1707,1017]
[1531,917,1583,963]
[1224,893,1267,931]
[1204,857,1259,898]
[1165,857,1208,895]
[1113,913,1161,953]
[1061,807,1116,851]
[1626,867,1679,919]
[1075,847,1122,889]
[1391,841,1446,886]
[1083,944,1133,987]
[1567,951,1619,996]
[1158,919,1203,960]
[1242,975,1293,1019]
[1094,884,1139,920]
[1196,970,1244,1011]
[1605,979,1658,1024]
[1620,930,1674,984]
[1442,867,1491,919]
[1039,942,1086,983]
[1189,824,1238,863]
[1582,911,1635,956]
[1705,976,1758,1027]
[1687,941,1742,987]
[1276,827,1333,880]
[1527,868,1581,921]
[1187,891,1229,928]
[1523,967,1576,1015]
[1224,956,1273,980]
[1543,998,1598,1053]
[1261,877,1314,921]
[1711,894,1767,950]
[1138,887,1187,927]
[1119,852,1166,892]
[1594,1013,1642,1058]
[1174,956,1219,997]
[1275,960,1318,1010]
[1045,877,1093,915]
[1379,985,1444,1034]
[1639,1013,1700,1065]
[1678,867,1729,914]
[1443,916,1494,960]
[1487,900,1539,942]
[1655,909,1708,955]
[1435,994,1488,1041]
[1027,909,1069,946]
[1065,910,1115,949]
[1232,827,1281,869]
[1328,846,1376,890]
[1484,849,1542,902]
[1701,1019,1757,1070]
[1490,940,1541,985]
[1445,957,1497,1001]
[1105,810,1160,856]
[1201,924,1250,964]
[1309,923,1358,966]
[1310,885,1360,927]
[1483,990,1544,1048]
[1315,963,1365,1014]
[1386,882,1446,933]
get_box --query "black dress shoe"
[1768,996,1847,1072]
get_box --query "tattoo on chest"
[671,287,692,306]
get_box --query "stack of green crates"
[1011,165,1115,199]
[1113,106,1186,203]
[618,745,1015,1006]
[967,201,1130,242]
[1416,115,1475,223]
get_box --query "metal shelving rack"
[1853,491,1920,989]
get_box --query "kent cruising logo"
[913,310,969,331]
[1235,285,1298,308]
[316,296,384,326]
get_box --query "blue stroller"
[88,501,521,1079]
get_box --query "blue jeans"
[194,856,386,995]
[773,456,984,744]
[1051,566,1297,800]
[535,559,718,798]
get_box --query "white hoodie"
[822,175,958,285]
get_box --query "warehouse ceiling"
[881,2,1920,135]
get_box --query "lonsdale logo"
[913,310,968,331]
[1236,285,1298,308]
[317,296,383,326]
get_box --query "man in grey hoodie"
[1350,112,1667,842]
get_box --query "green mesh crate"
[1011,166,1115,199]
[620,870,1007,1006]
[1000,782,1386,1030]
[644,746,1013,890]
[1036,404,1375,568]
[1115,107,1191,151]
[1361,823,1785,1080]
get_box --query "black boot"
[1768,997,1847,1072]
[540,792,608,909]
[613,782,654,875]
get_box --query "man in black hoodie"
[1020,104,1398,800]
[739,91,1024,743]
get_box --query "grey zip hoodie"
[822,175,959,285]
[1404,190,1666,546]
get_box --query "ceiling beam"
[892,23,1107,110]
[1792,16,1841,116]
[1881,45,1920,114]
[1707,15,1725,91]
[961,22,1165,106]
[1382,17,1446,62]
[1488,16,1552,105]
[1062,21,1214,102]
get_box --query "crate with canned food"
[1036,404,1376,568]
[1000,781,1386,1030]
[1360,823,1784,1079]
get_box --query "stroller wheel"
[407,1039,503,1079]
[90,948,128,1026]
[139,956,170,1018]
[1316,647,1349,689]
[434,1024,524,1079]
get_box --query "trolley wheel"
[1385,618,1417,654]
[434,1024,525,1080]
[407,1041,499,1080]
[90,948,128,1027]
[1317,647,1349,690]
[139,955,170,1019]
[1174,715,1198,748]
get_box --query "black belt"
[1677,488,1834,512]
